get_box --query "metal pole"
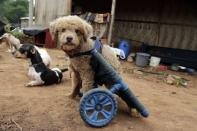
[108,0,116,46]
[28,0,33,27]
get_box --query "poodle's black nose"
[66,37,73,43]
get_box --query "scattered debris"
[127,53,135,62]
[137,68,169,77]
[122,64,191,87]
[127,56,134,62]
[111,47,126,59]
[128,126,134,130]
[122,68,134,74]
[133,70,143,75]
[178,66,187,72]
[170,64,196,75]
[11,118,22,131]
[186,68,196,75]
[166,75,174,85]
[166,75,188,87]
[158,65,168,71]
[170,64,179,71]
[0,118,22,131]
[138,69,161,75]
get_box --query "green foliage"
[12,31,27,39]
[0,0,28,25]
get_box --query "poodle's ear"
[49,21,58,42]
[81,20,93,41]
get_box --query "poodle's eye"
[75,29,81,34]
[61,28,66,32]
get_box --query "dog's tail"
[60,68,68,72]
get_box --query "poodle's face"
[50,16,93,52]
[58,26,82,51]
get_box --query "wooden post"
[108,0,116,46]
[66,0,72,15]
[28,0,33,27]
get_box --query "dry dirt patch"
[0,45,197,131]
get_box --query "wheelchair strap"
[69,49,94,58]
[69,37,102,58]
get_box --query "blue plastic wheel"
[79,88,117,127]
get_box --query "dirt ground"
[0,45,197,131]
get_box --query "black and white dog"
[19,44,67,87]
[0,33,51,67]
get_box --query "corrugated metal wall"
[35,0,71,26]
[113,0,197,51]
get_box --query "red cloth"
[44,29,57,48]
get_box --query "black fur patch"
[19,44,63,85]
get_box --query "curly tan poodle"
[50,15,121,98]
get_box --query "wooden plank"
[35,0,71,26]
[108,0,116,46]
[35,0,47,26]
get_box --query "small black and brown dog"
[19,43,67,87]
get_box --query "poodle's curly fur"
[50,15,120,98]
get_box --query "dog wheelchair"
[78,49,149,127]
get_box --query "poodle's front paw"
[78,92,83,97]
[128,108,141,118]
[65,92,77,99]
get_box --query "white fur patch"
[34,46,52,67]
[52,68,61,83]
[28,67,44,84]
[52,67,61,72]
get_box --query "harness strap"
[69,49,94,58]
[68,37,102,58]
